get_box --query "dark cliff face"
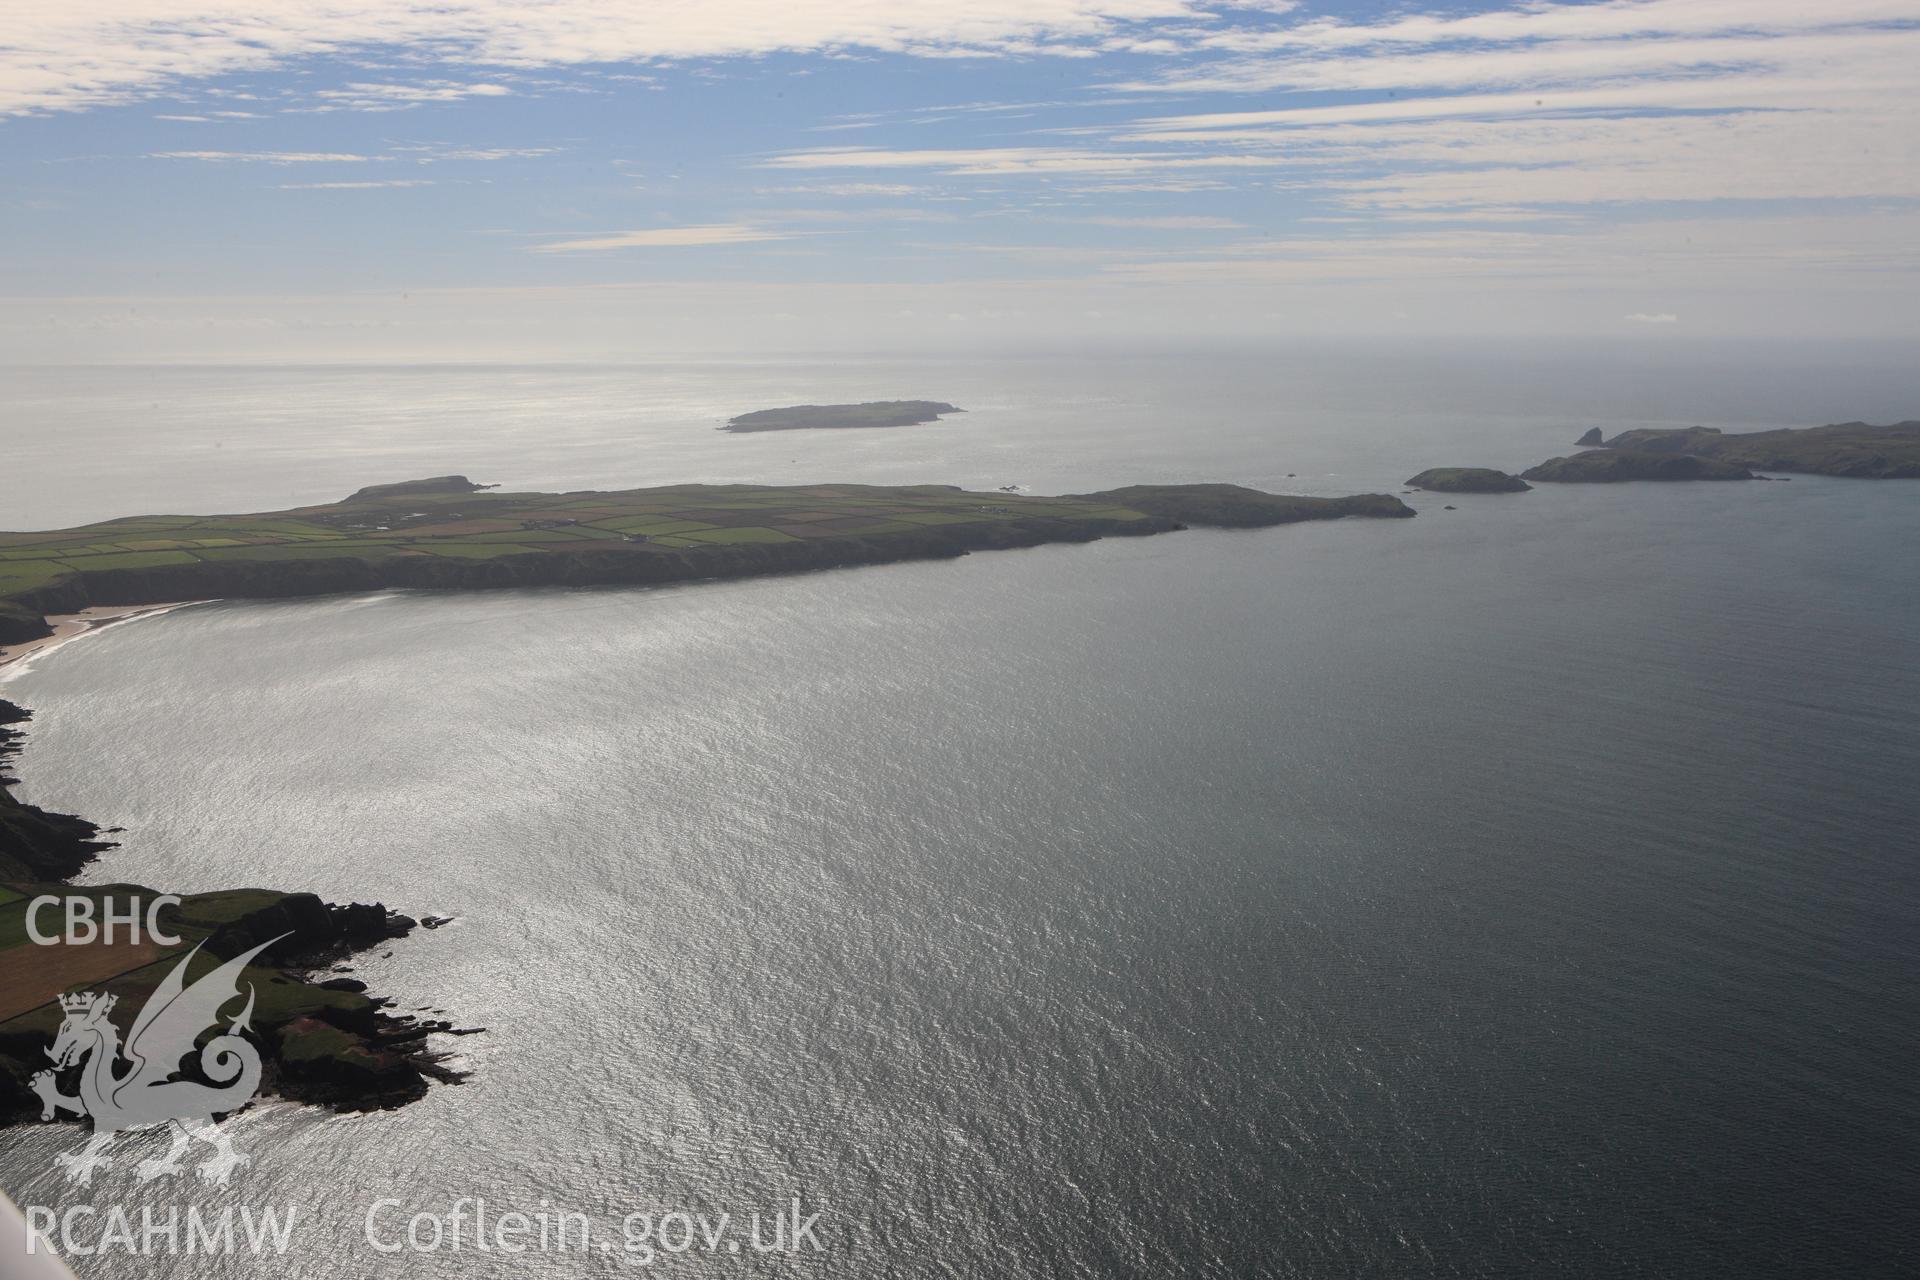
[1575,428,1605,447]
[1404,468,1532,494]
[0,603,52,646]
[0,699,114,881]
[1521,450,1754,483]
[4,515,1174,621]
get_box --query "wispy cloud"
[413,147,560,163]
[148,150,376,163]
[277,179,435,189]
[762,147,1294,176]
[1102,2,1920,216]
[1065,215,1243,229]
[534,224,790,252]
[0,1,1207,117]
[306,81,513,113]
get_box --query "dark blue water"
[2,355,1918,1277]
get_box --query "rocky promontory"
[1404,468,1532,493]
[1575,428,1605,447]
[1521,450,1754,483]
[0,874,458,1124]
[0,700,112,882]
[1577,421,1920,478]
[347,475,496,501]
[1072,485,1414,526]
[2,695,466,1125]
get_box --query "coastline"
[0,604,199,678]
[0,482,1416,645]
[0,479,1418,1129]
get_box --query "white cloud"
[308,80,513,112]
[417,147,560,162]
[763,146,1294,175]
[769,182,927,197]
[278,179,435,188]
[1097,2,1920,217]
[0,1,1205,117]
[534,224,791,251]
[149,150,376,163]
[1067,214,1243,228]
[148,143,559,168]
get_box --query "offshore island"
[0,476,1413,1126]
[721,400,962,432]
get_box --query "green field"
[0,480,1418,623]
[0,481,1162,606]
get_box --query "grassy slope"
[1597,422,1920,479]
[1521,451,1755,483]
[0,481,1412,619]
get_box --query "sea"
[1,345,1917,1277]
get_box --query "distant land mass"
[722,401,961,432]
[348,475,497,501]
[1523,451,1755,483]
[0,479,1413,644]
[1579,421,1920,479]
[1405,468,1532,493]
[0,475,1412,1124]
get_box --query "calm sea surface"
[2,351,1918,1277]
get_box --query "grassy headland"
[1,697,461,1124]
[1579,421,1920,479]
[0,480,1414,642]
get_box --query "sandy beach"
[0,604,195,675]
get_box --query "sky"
[2,0,1918,359]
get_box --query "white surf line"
[0,602,208,683]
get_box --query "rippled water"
[2,353,1918,1277]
